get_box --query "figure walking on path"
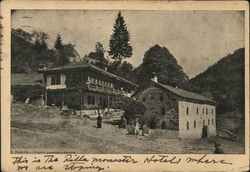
[97,114,102,128]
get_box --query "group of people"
[96,113,224,154]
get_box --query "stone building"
[39,61,138,109]
[132,77,217,139]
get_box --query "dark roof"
[39,62,138,87]
[11,73,43,86]
[156,81,216,104]
[134,80,216,104]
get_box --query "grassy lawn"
[11,103,244,154]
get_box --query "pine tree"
[54,33,63,50]
[109,11,133,61]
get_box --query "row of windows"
[87,95,113,106]
[186,107,214,115]
[88,76,114,88]
[186,119,214,130]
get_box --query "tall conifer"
[109,12,133,61]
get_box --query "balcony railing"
[87,83,131,96]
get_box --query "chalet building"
[38,62,138,109]
[132,77,217,139]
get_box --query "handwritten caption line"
[11,154,232,171]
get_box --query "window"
[91,96,95,105]
[212,108,214,114]
[87,95,92,104]
[212,119,214,125]
[142,98,146,102]
[202,108,204,114]
[99,97,103,106]
[203,120,205,126]
[88,95,95,105]
[51,74,60,85]
[196,108,199,115]
[187,121,189,130]
[161,107,165,116]
[208,119,210,125]
[206,108,208,114]
[186,107,189,115]
[194,120,196,128]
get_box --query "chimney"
[152,72,158,83]
[153,76,158,83]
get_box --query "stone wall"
[137,86,179,129]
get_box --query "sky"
[11,10,244,78]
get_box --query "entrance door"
[202,126,208,138]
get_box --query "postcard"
[1,1,249,171]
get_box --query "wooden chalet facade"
[132,77,217,139]
[39,62,138,109]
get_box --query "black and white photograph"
[9,8,246,155]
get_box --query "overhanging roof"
[38,62,138,87]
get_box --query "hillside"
[186,48,245,141]
[186,48,244,115]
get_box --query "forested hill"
[186,48,244,115]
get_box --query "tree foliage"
[107,61,135,81]
[186,48,244,115]
[134,44,189,87]
[110,97,146,121]
[85,42,108,69]
[11,28,76,73]
[54,33,63,50]
[109,11,133,61]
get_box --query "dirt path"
[11,103,245,154]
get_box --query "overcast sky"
[12,10,244,78]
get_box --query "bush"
[110,97,146,121]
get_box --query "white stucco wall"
[178,100,216,139]
[46,74,66,89]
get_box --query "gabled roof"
[38,62,138,87]
[133,80,217,104]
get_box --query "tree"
[85,42,108,69]
[53,34,73,66]
[11,28,34,73]
[107,61,135,81]
[134,44,189,87]
[109,11,133,61]
[110,97,146,122]
[54,33,63,50]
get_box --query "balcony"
[86,83,130,96]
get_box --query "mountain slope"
[186,48,244,115]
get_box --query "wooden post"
[44,89,47,106]
[62,90,64,106]
[80,89,83,106]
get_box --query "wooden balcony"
[86,83,131,96]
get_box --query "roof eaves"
[154,81,217,104]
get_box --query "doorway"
[202,126,208,138]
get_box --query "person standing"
[214,141,224,154]
[97,114,102,128]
